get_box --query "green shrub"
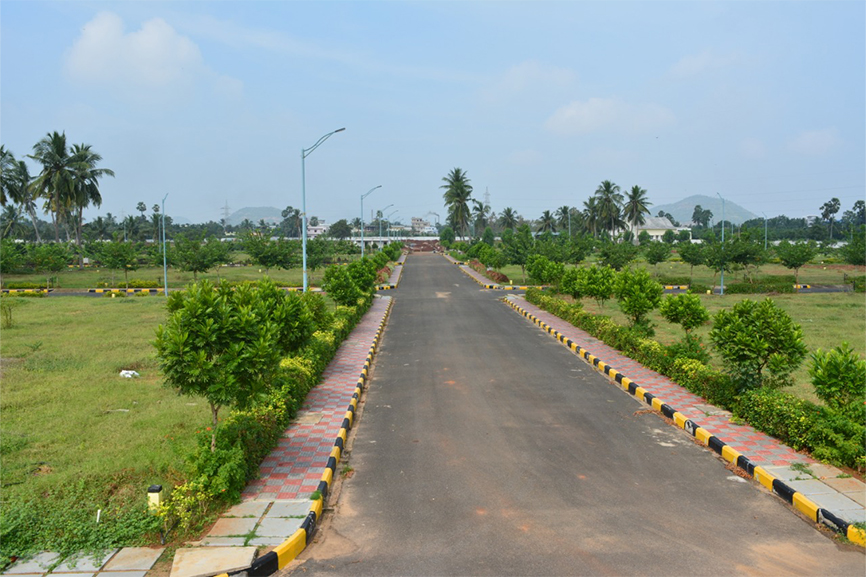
[660,293,709,334]
[667,333,712,365]
[125,279,162,288]
[614,268,663,331]
[710,298,808,392]
[809,343,866,421]
[655,275,691,286]
[4,282,46,289]
[322,264,364,306]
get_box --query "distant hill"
[653,195,758,226]
[226,207,283,226]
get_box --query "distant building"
[805,215,819,226]
[307,224,328,238]
[635,217,691,241]
[411,217,431,233]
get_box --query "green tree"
[1,148,42,242]
[677,242,704,284]
[536,210,556,233]
[702,235,732,289]
[809,343,866,420]
[820,197,840,240]
[774,240,817,284]
[637,230,651,246]
[501,224,534,282]
[623,185,651,235]
[498,207,518,231]
[614,268,663,329]
[661,230,676,244]
[481,226,495,246]
[660,293,709,334]
[439,226,455,245]
[29,131,77,242]
[839,226,865,266]
[97,241,139,288]
[593,180,625,236]
[441,168,473,238]
[598,241,638,271]
[322,263,363,306]
[69,143,114,264]
[328,219,352,240]
[710,298,808,391]
[173,234,212,280]
[526,254,564,286]
[578,265,617,310]
[154,281,282,451]
[643,241,671,269]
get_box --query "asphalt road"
[288,254,863,576]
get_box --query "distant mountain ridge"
[225,206,283,226]
[653,195,758,226]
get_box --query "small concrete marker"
[170,547,256,577]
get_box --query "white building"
[411,217,431,233]
[635,217,691,241]
[307,224,328,238]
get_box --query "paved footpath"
[505,294,866,528]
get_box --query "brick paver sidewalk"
[507,295,809,468]
[241,295,392,501]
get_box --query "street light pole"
[301,127,345,291]
[161,194,168,295]
[386,210,398,244]
[762,212,768,250]
[360,185,382,258]
[717,192,725,296]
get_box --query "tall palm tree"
[555,205,572,235]
[498,207,518,231]
[30,131,78,242]
[594,180,625,237]
[1,148,42,242]
[583,197,600,238]
[69,143,114,259]
[623,185,651,237]
[441,167,473,239]
[537,210,557,233]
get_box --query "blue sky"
[2,1,864,225]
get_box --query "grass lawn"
[2,264,330,290]
[577,291,866,403]
[0,297,206,543]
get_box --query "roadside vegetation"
[0,243,403,565]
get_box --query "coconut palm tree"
[555,205,572,235]
[441,167,473,239]
[1,148,42,242]
[69,143,114,259]
[583,197,600,238]
[498,207,518,231]
[623,185,651,237]
[593,180,625,237]
[30,131,78,242]
[537,210,557,233]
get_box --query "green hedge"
[524,288,864,470]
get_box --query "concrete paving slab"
[822,476,866,494]
[169,547,256,577]
[266,500,310,518]
[761,465,804,481]
[101,548,163,571]
[255,517,301,537]
[100,572,147,577]
[837,509,866,524]
[247,537,287,547]
[198,538,247,547]
[47,573,93,577]
[808,492,864,512]
[52,551,116,573]
[206,517,257,537]
[294,412,323,425]
[785,479,835,495]
[843,491,866,506]
[3,553,62,574]
[223,501,269,518]
[808,463,844,479]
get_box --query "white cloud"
[740,137,766,159]
[64,12,241,101]
[787,128,840,156]
[544,97,675,135]
[668,50,738,79]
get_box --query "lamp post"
[360,185,382,258]
[717,192,725,296]
[762,212,768,250]
[378,204,393,241]
[386,210,398,243]
[161,194,168,295]
[301,127,345,291]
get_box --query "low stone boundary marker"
[504,296,866,547]
[87,288,164,294]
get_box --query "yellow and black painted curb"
[87,288,164,294]
[217,297,394,577]
[376,284,397,291]
[503,296,866,547]
[2,288,52,294]
[663,285,689,290]
[795,284,811,289]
